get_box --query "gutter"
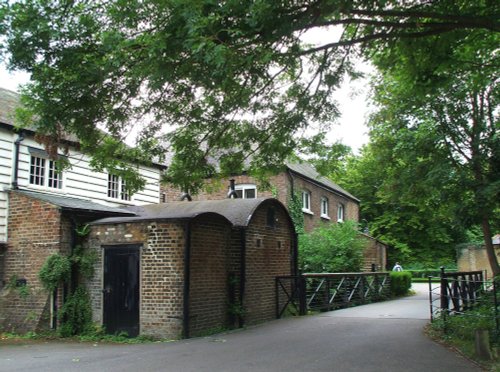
[182,221,192,338]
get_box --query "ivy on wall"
[288,191,304,234]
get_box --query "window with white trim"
[321,197,329,218]
[302,190,311,213]
[108,174,131,200]
[233,184,257,199]
[29,156,63,189]
[337,203,345,222]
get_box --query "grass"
[0,329,172,345]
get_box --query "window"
[267,207,276,228]
[29,156,63,189]
[337,203,345,222]
[108,174,131,201]
[233,184,257,199]
[302,191,311,213]
[321,197,329,218]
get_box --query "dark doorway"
[103,245,140,337]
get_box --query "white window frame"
[302,191,313,214]
[108,174,131,201]
[29,155,63,190]
[320,197,330,219]
[337,203,345,223]
[233,183,257,199]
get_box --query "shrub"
[39,254,71,292]
[58,286,93,337]
[390,271,412,296]
[299,220,365,273]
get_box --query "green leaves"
[299,221,364,273]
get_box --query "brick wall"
[88,221,186,339]
[0,191,66,333]
[291,176,359,232]
[189,214,233,336]
[244,202,295,325]
[360,234,387,272]
[161,172,359,234]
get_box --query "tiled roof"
[92,197,283,227]
[15,189,136,216]
[0,87,20,126]
[286,161,359,202]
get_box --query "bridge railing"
[276,272,391,319]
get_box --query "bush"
[299,220,365,273]
[39,254,71,292]
[58,286,93,337]
[390,271,412,296]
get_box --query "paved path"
[0,283,481,371]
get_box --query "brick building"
[0,88,162,333]
[87,197,296,339]
[162,162,387,271]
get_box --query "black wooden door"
[103,245,140,337]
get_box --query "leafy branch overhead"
[1,0,497,191]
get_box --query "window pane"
[30,156,45,186]
[121,179,130,201]
[108,174,119,198]
[245,188,256,199]
[235,190,243,198]
[48,160,63,189]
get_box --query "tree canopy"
[1,0,498,193]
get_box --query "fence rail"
[428,267,499,337]
[276,272,391,319]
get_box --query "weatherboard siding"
[0,128,161,243]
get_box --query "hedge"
[390,271,412,296]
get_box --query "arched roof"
[92,197,293,230]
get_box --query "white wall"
[0,127,161,243]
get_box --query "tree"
[0,1,497,192]
[364,29,499,273]
[337,135,468,267]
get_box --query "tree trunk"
[482,216,499,277]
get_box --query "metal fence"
[276,272,391,319]
[428,268,499,337]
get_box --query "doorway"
[103,245,140,337]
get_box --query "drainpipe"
[239,228,246,327]
[182,221,192,338]
[12,132,25,190]
[227,179,238,199]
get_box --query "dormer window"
[29,154,63,189]
[233,184,257,199]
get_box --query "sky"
[0,61,372,153]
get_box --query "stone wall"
[457,244,500,279]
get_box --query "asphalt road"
[0,283,481,372]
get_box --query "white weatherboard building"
[0,87,163,245]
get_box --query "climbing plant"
[38,224,97,336]
[288,191,304,235]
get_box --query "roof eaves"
[287,167,360,203]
